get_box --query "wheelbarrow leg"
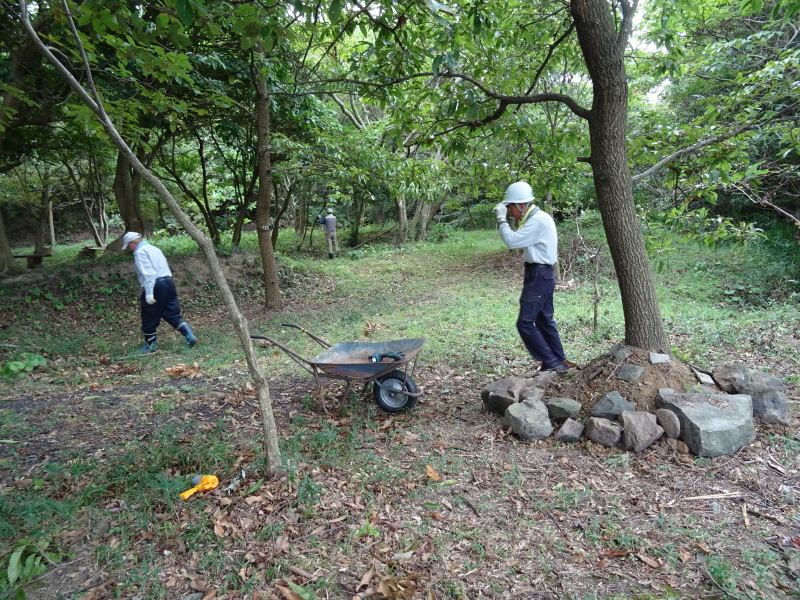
[318,380,354,415]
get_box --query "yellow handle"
[179,475,219,500]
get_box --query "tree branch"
[617,0,639,54]
[329,93,365,129]
[632,102,798,182]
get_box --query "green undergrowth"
[2,216,798,391]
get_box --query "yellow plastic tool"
[179,475,219,500]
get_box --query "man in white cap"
[494,182,575,373]
[122,232,198,354]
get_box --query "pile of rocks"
[481,348,791,457]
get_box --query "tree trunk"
[47,199,55,250]
[409,200,424,240]
[272,179,293,249]
[114,149,146,233]
[571,0,670,353]
[254,45,282,310]
[394,194,408,244]
[348,186,364,247]
[66,161,104,247]
[415,198,445,241]
[90,156,109,245]
[0,209,20,275]
[295,190,307,240]
[34,186,51,255]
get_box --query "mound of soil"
[547,346,699,415]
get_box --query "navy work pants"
[516,263,566,369]
[141,277,185,334]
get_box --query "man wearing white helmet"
[122,232,198,354]
[494,182,575,373]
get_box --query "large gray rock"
[657,388,676,403]
[503,398,553,441]
[521,387,545,403]
[656,392,755,457]
[649,352,671,365]
[546,397,582,420]
[610,343,633,363]
[591,391,635,420]
[741,382,790,425]
[531,370,560,388]
[555,418,585,443]
[712,363,752,393]
[655,408,681,439]
[621,411,664,452]
[618,364,645,382]
[751,371,786,393]
[692,368,716,386]
[585,417,623,447]
[481,376,537,415]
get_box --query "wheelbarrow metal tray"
[309,338,425,378]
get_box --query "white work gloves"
[146,294,156,305]
[494,203,508,220]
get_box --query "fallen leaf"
[601,549,634,558]
[164,362,201,378]
[191,577,210,592]
[636,553,661,568]
[275,584,303,600]
[425,465,441,481]
[357,561,375,591]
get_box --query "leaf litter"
[0,254,798,599]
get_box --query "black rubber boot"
[141,333,157,354]
[178,322,198,347]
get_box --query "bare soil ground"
[1,251,799,600]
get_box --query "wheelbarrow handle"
[281,323,332,348]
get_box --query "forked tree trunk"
[114,149,146,233]
[571,0,670,353]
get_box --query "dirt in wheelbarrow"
[3,355,798,600]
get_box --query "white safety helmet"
[502,181,534,205]
[327,207,333,214]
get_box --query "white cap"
[327,207,333,214]
[502,181,534,205]
[122,232,141,247]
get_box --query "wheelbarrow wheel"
[373,370,419,413]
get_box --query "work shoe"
[543,362,569,373]
[141,342,158,354]
[178,323,199,348]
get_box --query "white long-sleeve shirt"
[132,241,172,296]
[498,206,558,265]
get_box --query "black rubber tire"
[373,370,419,413]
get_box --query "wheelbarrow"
[251,324,425,414]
